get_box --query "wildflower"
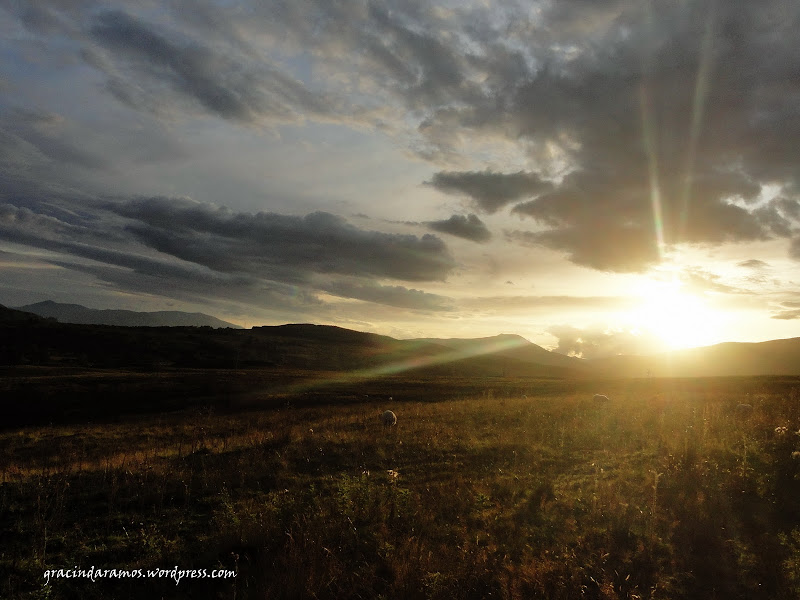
[792,451,800,460]
[775,426,789,436]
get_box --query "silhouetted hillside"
[0,316,580,377]
[16,300,241,328]
[0,304,48,324]
[3,312,800,379]
[249,324,581,377]
[589,337,800,377]
[415,333,588,371]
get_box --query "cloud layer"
[0,195,456,312]
[427,214,491,243]
[1,0,800,344]
[426,171,553,214]
[4,1,800,277]
[418,1,800,271]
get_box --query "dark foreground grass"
[3,376,800,599]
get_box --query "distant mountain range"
[14,300,241,329]
[2,302,800,377]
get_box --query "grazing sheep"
[381,410,397,427]
[593,394,610,403]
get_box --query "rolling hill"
[0,306,575,375]
[15,300,242,328]
[414,333,588,371]
[589,337,800,377]
[3,303,800,378]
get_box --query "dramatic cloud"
[109,197,454,282]
[426,171,553,213]
[0,196,456,311]
[419,2,800,271]
[506,225,660,273]
[426,214,491,243]
[2,0,800,346]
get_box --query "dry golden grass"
[3,375,800,599]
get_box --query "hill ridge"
[15,300,241,329]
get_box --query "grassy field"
[3,374,800,599]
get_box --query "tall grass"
[2,377,800,598]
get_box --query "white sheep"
[593,394,610,403]
[381,410,397,427]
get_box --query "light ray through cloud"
[679,0,717,244]
[1,0,800,354]
[639,81,666,261]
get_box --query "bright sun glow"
[630,277,726,350]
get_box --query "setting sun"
[630,278,726,350]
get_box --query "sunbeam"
[639,82,666,261]
[679,0,717,243]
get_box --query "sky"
[1,0,800,358]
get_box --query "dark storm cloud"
[754,198,800,238]
[426,171,553,213]
[411,1,800,270]
[775,197,800,221]
[5,0,800,279]
[506,225,660,273]
[426,214,491,243]
[0,203,216,280]
[0,196,456,309]
[506,168,770,271]
[108,197,455,282]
